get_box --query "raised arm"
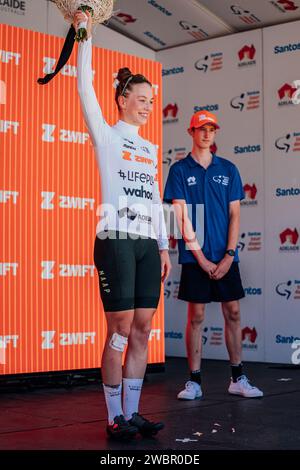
[75,11,113,146]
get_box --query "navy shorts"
[94,231,161,312]
[178,262,245,304]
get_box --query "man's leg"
[178,302,205,400]
[221,300,242,366]
[222,300,263,397]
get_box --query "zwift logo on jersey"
[42,124,89,144]
[279,228,299,251]
[234,144,261,154]
[238,232,262,252]
[179,20,209,40]
[242,326,258,350]
[163,103,179,124]
[241,184,258,206]
[270,0,298,13]
[238,44,256,67]
[163,147,186,166]
[276,279,300,300]
[0,190,19,205]
[41,262,95,279]
[194,53,223,73]
[148,0,172,16]
[111,12,137,25]
[275,131,300,153]
[0,0,26,15]
[162,66,184,77]
[274,41,300,54]
[0,49,21,65]
[230,91,260,111]
[230,4,261,24]
[276,186,300,197]
[277,82,298,106]
[194,104,219,113]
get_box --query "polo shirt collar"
[186,153,219,168]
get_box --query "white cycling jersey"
[77,38,168,250]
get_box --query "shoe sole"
[106,428,138,440]
[177,394,203,401]
[139,423,165,437]
[228,390,263,398]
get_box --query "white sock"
[123,378,143,421]
[103,383,123,425]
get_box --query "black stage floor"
[0,357,300,451]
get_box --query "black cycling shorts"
[178,262,245,304]
[94,231,161,312]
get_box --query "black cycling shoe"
[106,415,138,440]
[128,412,164,437]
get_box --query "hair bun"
[117,67,132,84]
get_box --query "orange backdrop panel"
[0,24,164,375]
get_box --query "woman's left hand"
[160,250,172,283]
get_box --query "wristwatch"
[226,249,235,256]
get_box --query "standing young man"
[163,110,263,400]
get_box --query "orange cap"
[189,110,220,131]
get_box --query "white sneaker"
[177,381,203,400]
[228,375,263,398]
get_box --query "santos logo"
[42,124,89,144]
[148,0,172,16]
[0,262,18,276]
[274,41,300,54]
[0,120,19,135]
[234,144,261,154]
[0,190,19,205]
[276,334,300,344]
[162,67,184,76]
[0,49,21,65]
[41,262,95,279]
[194,104,219,112]
[244,287,262,295]
[42,57,95,78]
[276,187,300,197]
[41,192,95,211]
[41,331,96,349]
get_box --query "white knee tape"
[109,332,128,352]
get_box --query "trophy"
[55,0,114,42]
[38,0,114,84]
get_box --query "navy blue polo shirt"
[163,153,245,264]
